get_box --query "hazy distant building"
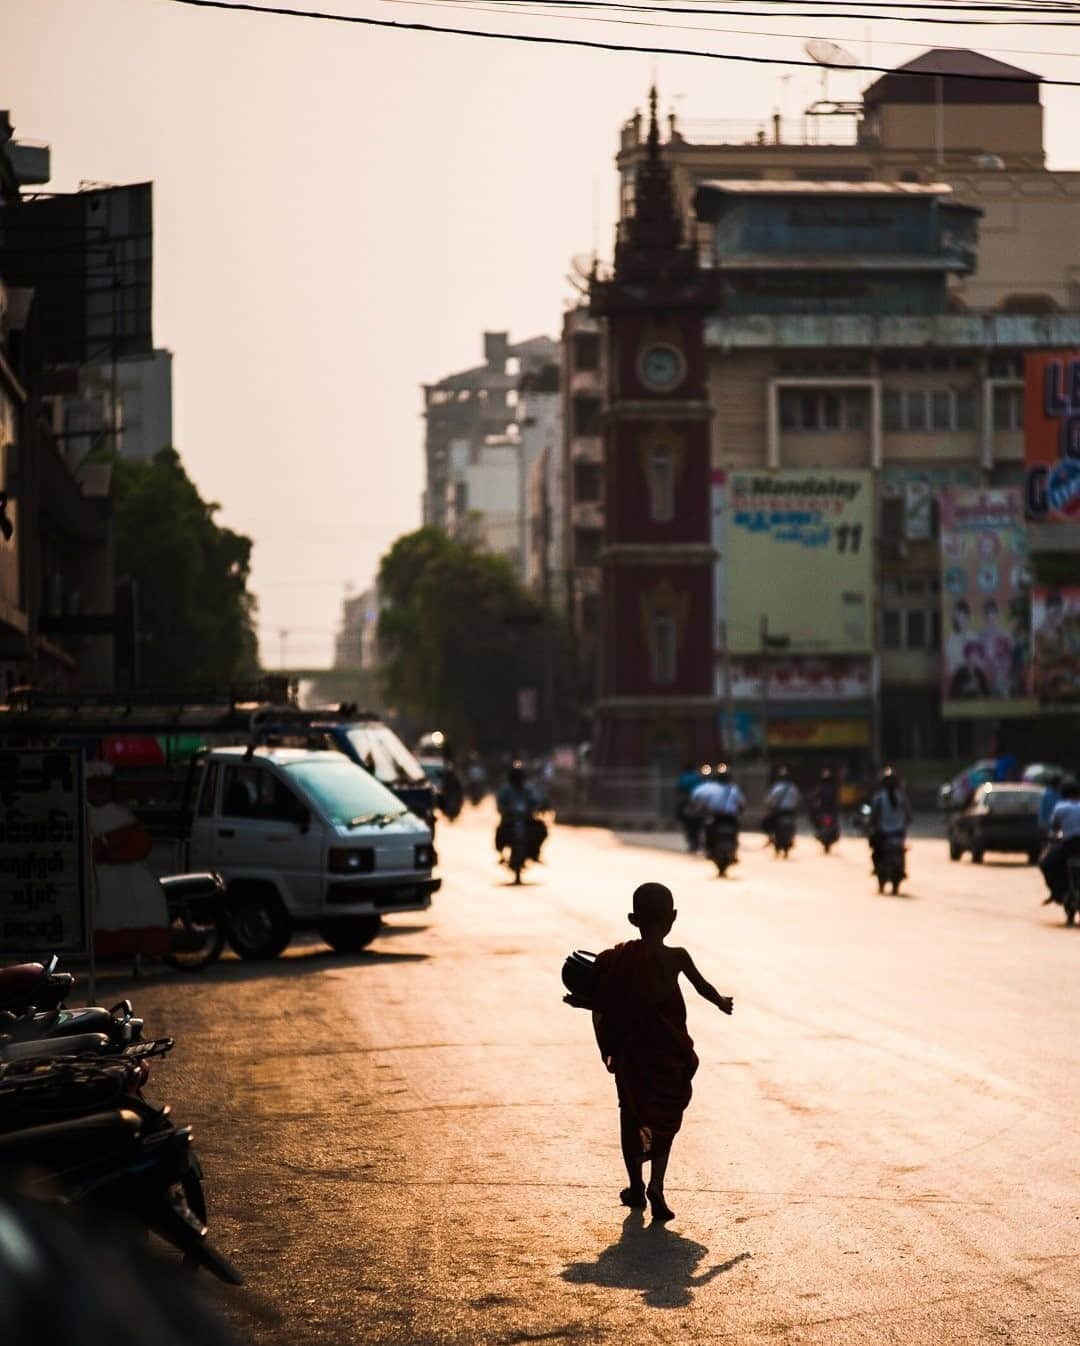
[334,586,380,671]
[422,331,557,536]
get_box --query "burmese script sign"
[1024,350,1080,523]
[726,470,873,654]
[0,750,90,956]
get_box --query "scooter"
[874,834,907,894]
[0,955,74,1016]
[161,873,227,971]
[814,812,840,854]
[0,1104,242,1284]
[768,812,797,859]
[706,817,739,876]
[1,997,143,1050]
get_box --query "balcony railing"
[676,115,861,148]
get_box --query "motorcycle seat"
[0,1033,111,1065]
[159,872,225,901]
[0,1107,143,1168]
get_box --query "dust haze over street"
[124,806,1080,1345]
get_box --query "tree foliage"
[111,448,258,687]
[377,528,576,751]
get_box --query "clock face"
[638,343,686,393]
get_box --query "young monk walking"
[591,882,734,1221]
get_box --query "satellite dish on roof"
[805,39,856,67]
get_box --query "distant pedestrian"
[589,883,733,1221]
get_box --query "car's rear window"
[982,787,1040,815]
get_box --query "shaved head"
[632,882,675,928]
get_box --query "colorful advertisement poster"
[0,749,90,956]
[726,470,873,654]
[1031,586,1080,706]
[1024,350,1080,523]
[940,488,1033,717]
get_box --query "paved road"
[121,806,1080,1345]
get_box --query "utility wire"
[380,0,1080,26]
[384,0,1080,58]
[161,0,1080,82]
[506,0,1080,14]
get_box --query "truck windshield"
[285,758,411,827]
[345,726,427,786]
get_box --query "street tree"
[377,527,576,752]
[111,448,258,687]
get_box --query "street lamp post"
[759,613,790,776]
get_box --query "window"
[222,765,308,824]
[573,395,602,436]
[575,529,601,567]
[883,611,902,649]
[779,387,868,432]
[930,610,942,650]
[649,446,675,522]
[572,332,600,371]
[993,385,1024,431]
[197,762,219,818]
[651,611,677,683]
[906,610,927,649]
[574,463,602,503]
[883,388,976,433]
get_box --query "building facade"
[422,331,557,541]
[590,53,1080,768]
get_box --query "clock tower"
[589,90,718,770]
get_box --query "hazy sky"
[7,0,1080,667]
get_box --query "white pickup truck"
[186,746,440,958]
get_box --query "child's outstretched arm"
[678,948,734,1015]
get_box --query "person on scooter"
[762,765,801,846]
[675,762,708,852]
[690,763,746,856]
[496,760,546,862]
[1040,779,1080,903]
[868,768,911,871]
[813,768,840,843]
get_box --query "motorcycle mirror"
[44,954,58,976]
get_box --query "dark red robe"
[593,941,699,1149]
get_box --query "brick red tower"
[589,90,717,770]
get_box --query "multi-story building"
[560,305,606,678]
[588,53,1080,769]
[334,586,380,672]
[422,331,557,540]
[619,49,1080,314]
[520,361,561,601]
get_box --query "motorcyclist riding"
[1039,778,1080,905]
[868,767,911,871]
[762,765,801,847]
[676,762,709,852]
[814,768,838,819]
[495,760,547,863]
[690,763,746,854]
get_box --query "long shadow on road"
[562,1211,750,1308]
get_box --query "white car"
[187,747,439,959]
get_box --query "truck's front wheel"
[227,887,292,960]
[318,915,382,953]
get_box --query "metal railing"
[678,116,860,148]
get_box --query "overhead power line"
[388,0,1080,58]
[161,0,1080,83]
[513,0,1080,14]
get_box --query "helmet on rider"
[820,767,832,781]
[699,762,713,778]
[508,760,526,789]
[775,764,790,781]
[714,762,731,782]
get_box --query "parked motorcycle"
[768,813,797,859]
[1,997,143,1050]
[0,955,73,1016]
[814,812,840,854]
[706,818,739,876]
[161,873,227,971]
[0,1103,242,1284]
[874,835,907,894]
